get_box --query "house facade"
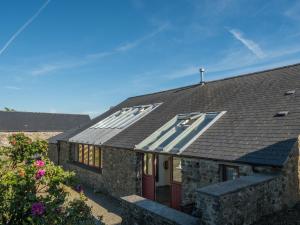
[0,111,90,146]
[49,63,300,225]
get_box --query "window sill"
[69,161,102,174]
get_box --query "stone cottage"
[49,63,300,225]
[0,111,90,146]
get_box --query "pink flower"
[35,160,45,167]
[31,202,45,216]
[35,169,46,180]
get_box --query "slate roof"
[0,111,91,132]
[63,63,300,167]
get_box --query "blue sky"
[1,0,300,117]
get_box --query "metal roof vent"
[285,90,295,95]
[199,68,205,85]
[274,111,289,117]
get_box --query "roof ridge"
[127,62,300,99]
[0,110,90,117]
[207,62,300,84]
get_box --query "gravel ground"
[64,185,123,225]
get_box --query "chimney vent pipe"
[199,68,205,85]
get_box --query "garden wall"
[121,195,199,225]
[194,143,300,225]
[0,131,61,146]
[181,158,253,206]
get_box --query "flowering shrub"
[0,133,96,225]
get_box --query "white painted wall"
[156,155,171,186]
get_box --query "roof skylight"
[135,111,226,154]
[91,103,161,129]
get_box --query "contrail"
[229,29,265,58]
[0,0,51,56]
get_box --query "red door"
[171,182,182,210]
[171,157,182,210]
[142,153,155,200]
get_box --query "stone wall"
[196,174,280,225]
[194,143,300,225]
[56,142,141,198]
[121,195,199,225]
[99,146,141,197]
[280,142,300,206]
[48,143,59,164]
[181,158,253,206]
[0,131,61,146]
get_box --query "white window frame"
[135,111,226,154]
[91,103,162,129]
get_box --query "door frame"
[142,153,156,200]
[170,156,182,210]
[141,153,182,211]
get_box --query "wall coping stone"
[121,195,199,225]
[198,174,277,197]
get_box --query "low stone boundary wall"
[195,174,281,225]
[121,195,199,225]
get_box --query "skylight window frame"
[162,113,205,152]
[135,116,179,149]
[90,103,162,130]
[135,111,226,154]
[176,111,226,154]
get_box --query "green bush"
[0,133,96,225]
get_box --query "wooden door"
[142,153,155,200]
[171,156,182,210]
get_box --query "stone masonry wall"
[280,142,300,206]
[181,158,253,205]
[121,195,199,225]
[48,143,59,164]
[196,174,281,225]
[56,142,141,198]
[100,146,141,197]
[194,142,300,225]
[0,131,61,146]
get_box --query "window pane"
[100,149,103,168]
[83,145,89,165]
[95,147,100,167]
[89,145,94,166]
[143,154,153,175]
[78,144,83,163]
[143,154,147,174]
[147,154,153,175]
[225,167,239,181]
[172,157,182,183]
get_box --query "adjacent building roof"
[62,63,300,167]
[0,111,91,132]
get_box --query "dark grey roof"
[0,111,91,132]
[48,127,83,144]
[64,63,300,167]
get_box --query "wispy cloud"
[4,86,21,90]
[228,29,265,58]
[116,23,169,52]
[0,0,51,56]
[31,60,88,76]
[31,23,169,76]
